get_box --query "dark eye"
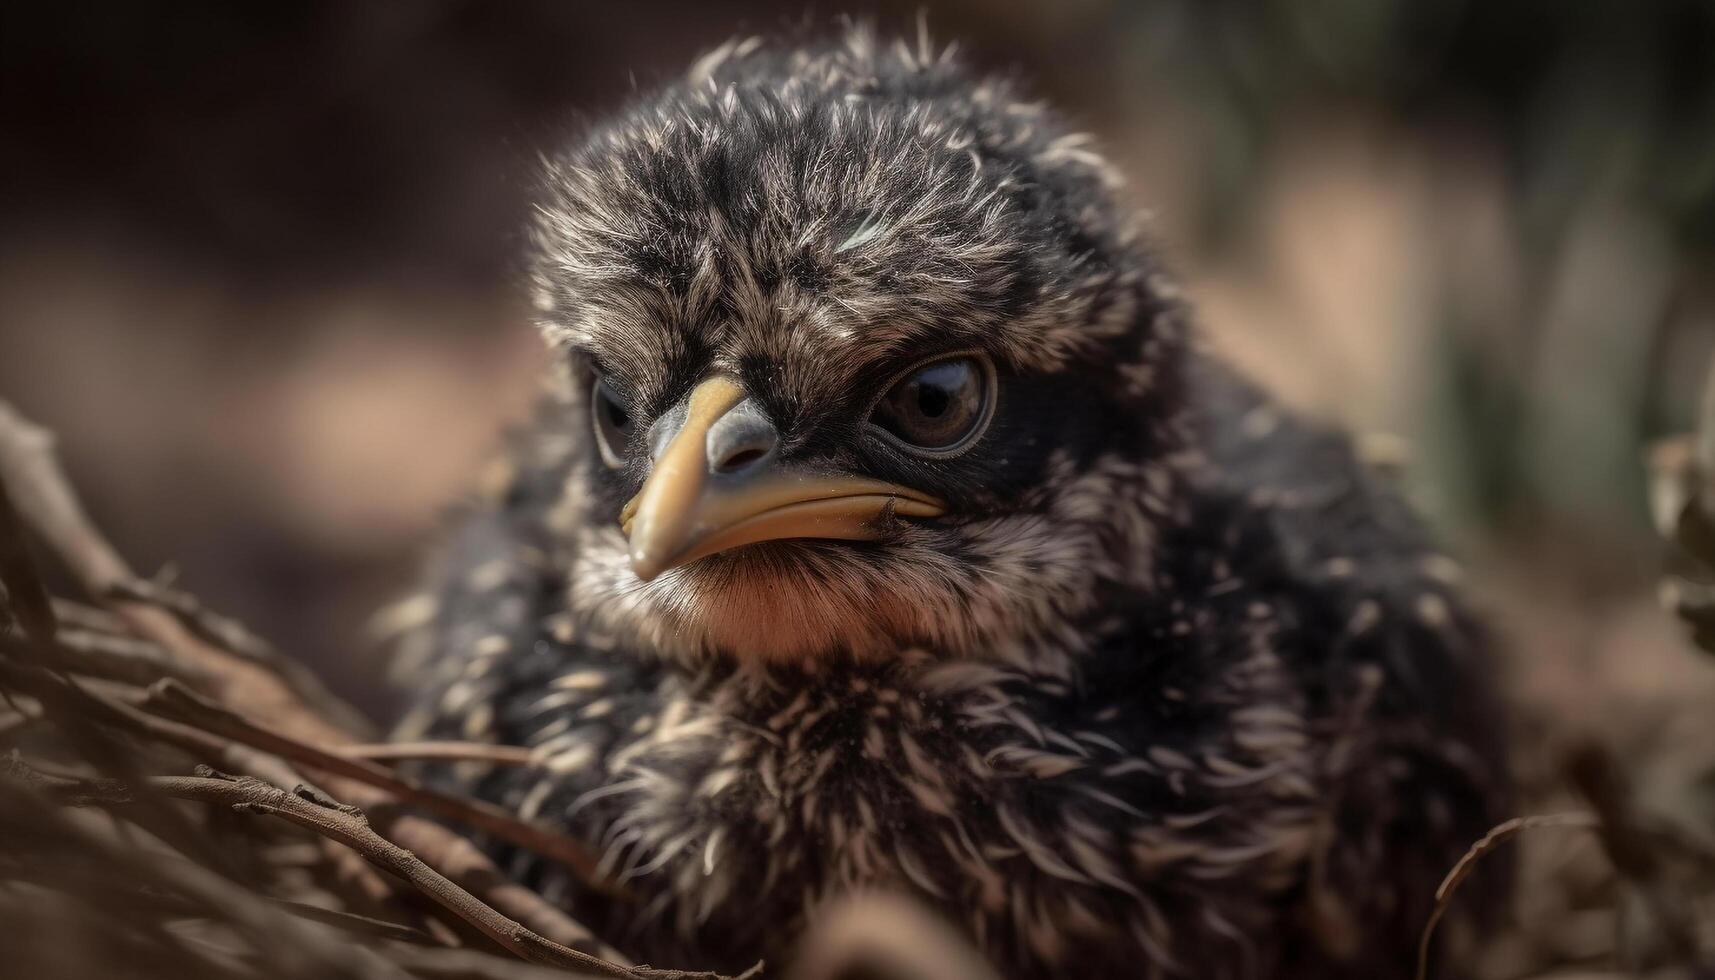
[867,354,994,455]
[591,375,631,468]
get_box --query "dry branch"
[0,767,414,980]
[48,766,641,976]
[138,677,605,883]
[1414,811,1601,980]
[0,399,727,978]
[0,400,623,940]
[268,899,447,947]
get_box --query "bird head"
[530,30,1189,664]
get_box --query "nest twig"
[0,400,724,980]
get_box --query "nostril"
[716,447,768,472]
[705,396,779,475]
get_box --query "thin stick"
[48,596,130,635]
[0,771,416,980]
[0,658,309,793]
[266,898,446,947]
[1414,812,1600,980]
[140,679,603,883]
[72,768,708,979]
[0,628,209,688]
[0,656,618,960]
[106,574,377,737]
[110,575,277,662]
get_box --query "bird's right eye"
[591,376,631,468]
[866,353,995,457]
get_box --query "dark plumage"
[396,28,1509,980]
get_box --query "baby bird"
[397,28,1508,980]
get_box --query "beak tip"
[628,545,665,583]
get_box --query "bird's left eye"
[867,354,995,456]
[591,376,631,468]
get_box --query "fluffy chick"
[396,28,1508,980]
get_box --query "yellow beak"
[619,376,946,581]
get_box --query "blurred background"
[3,0,1713,863]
